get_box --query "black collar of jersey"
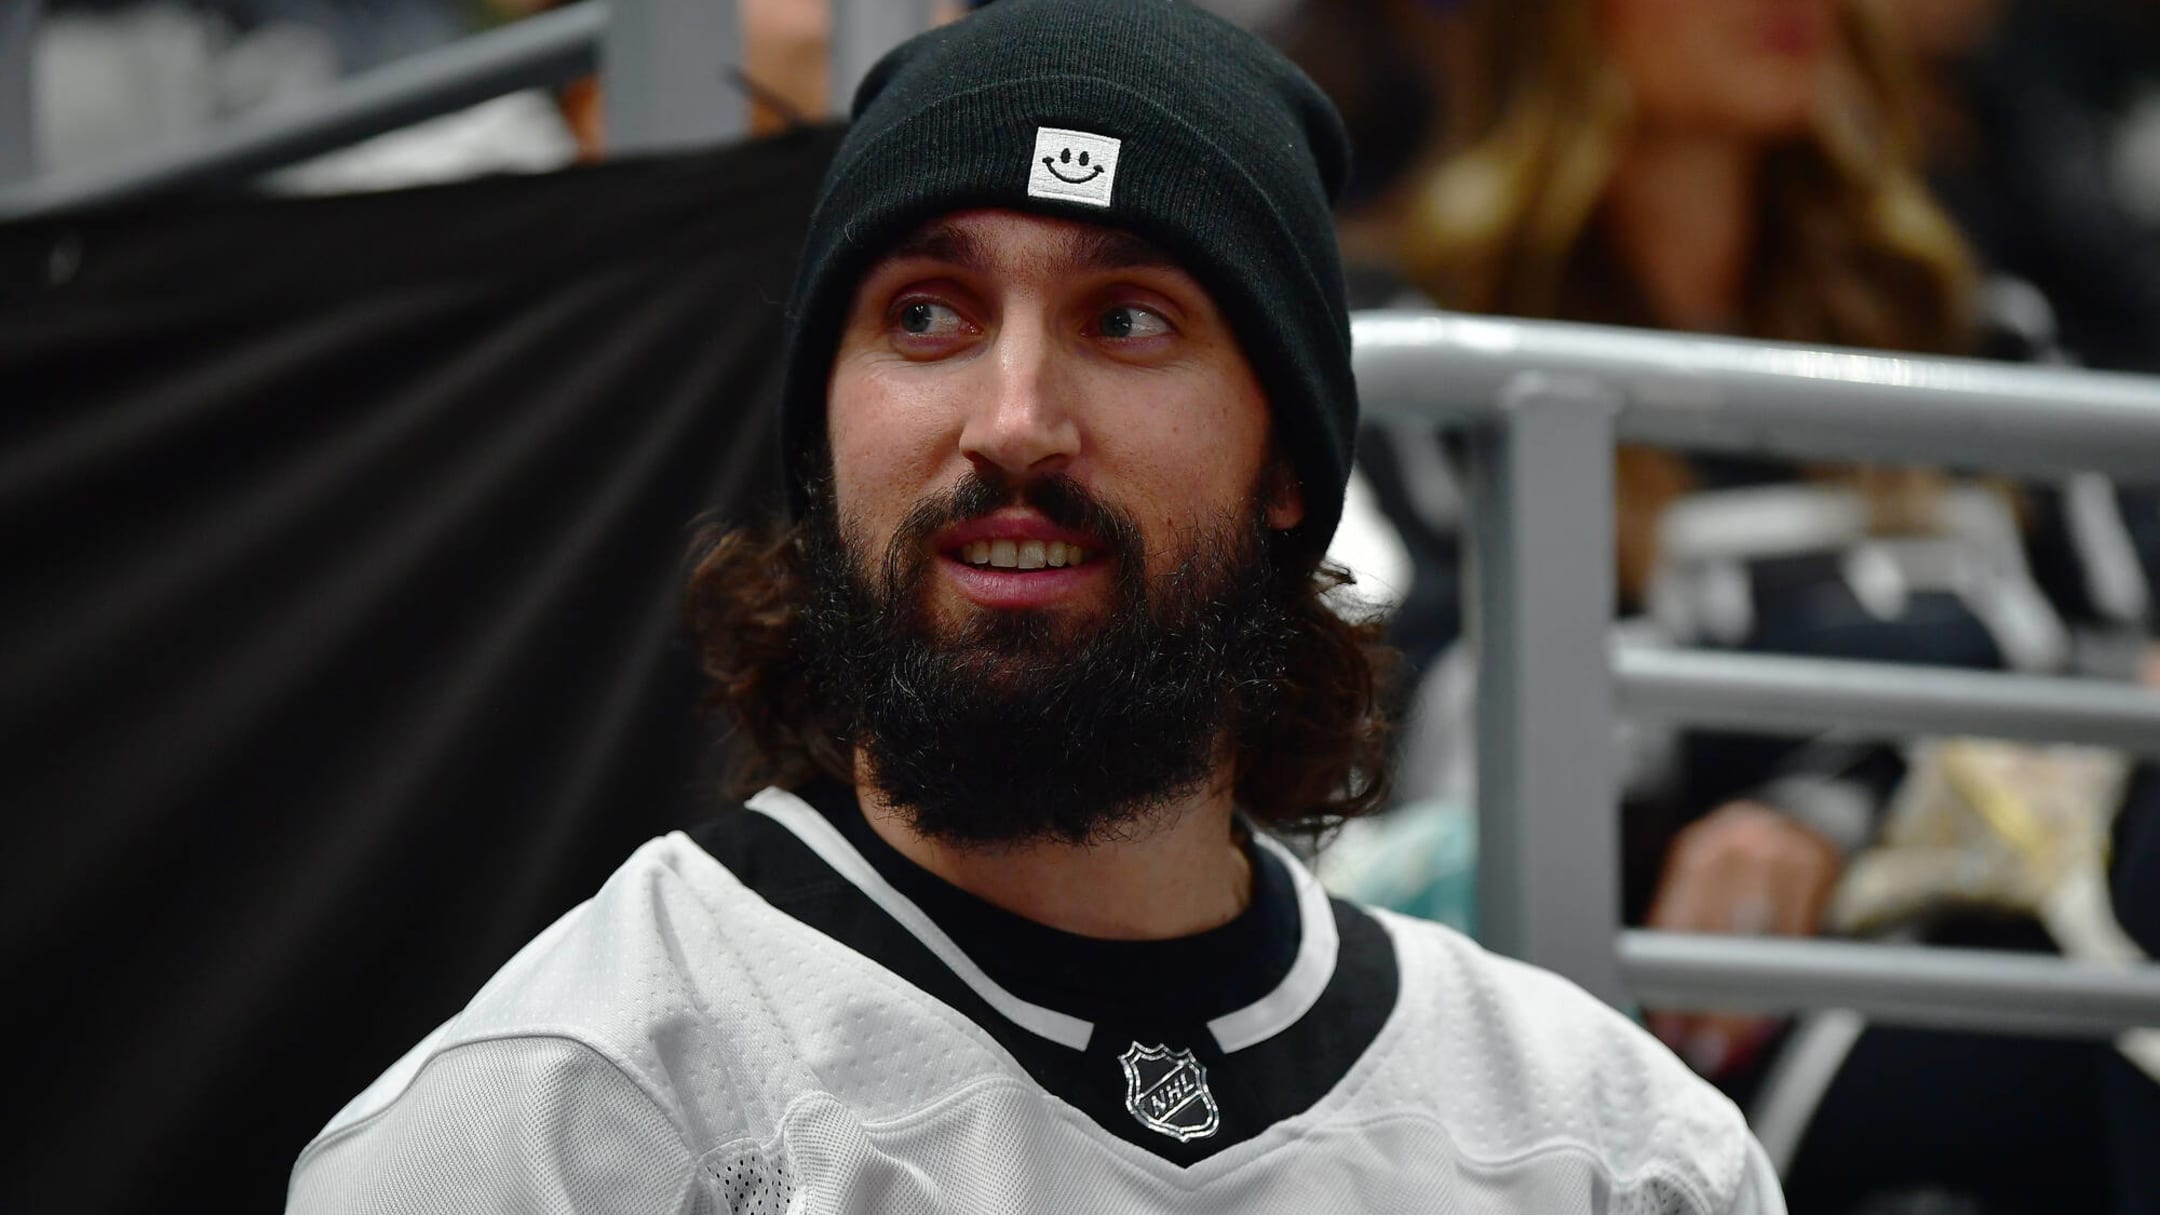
[688,780,1401,1166]
[801,779,1303,1026]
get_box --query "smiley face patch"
[1027,127,1121,207]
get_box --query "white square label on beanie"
[1027,127,1121,207]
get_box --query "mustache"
[878,469,1146,591]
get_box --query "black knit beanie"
[779,0,1358,556]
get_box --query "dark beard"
[799,469,1295,847]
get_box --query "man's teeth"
[960,540,1087,568]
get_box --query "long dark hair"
[682,514,1398,834]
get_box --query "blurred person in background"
[1881,18,2160,1144]
[1886,0,2160,376]
[1407,0,1971,354]
[1352,0,2160,1210]
[1267,0,1463,282]
[1265,0,1475,681]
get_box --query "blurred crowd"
[1288,2,2160,1212]
[26,0,2160,1212]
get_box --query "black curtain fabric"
[0,126,843,1213]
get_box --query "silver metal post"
[1353,312,2160,485]
[829,0,934,114]
[1617,647,2160,755]
[1621,931,2160,1038]
[1469,372,1625,1005]
[605,0,743,154]
[0,0,39,185]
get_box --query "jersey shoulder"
[292,827,1019,1204]
[1350,910,1765,1213]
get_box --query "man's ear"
[1262,456,1306,531]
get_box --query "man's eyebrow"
[875,223,1180,276]
[881,223,988,270]
[1064,228,1179,273]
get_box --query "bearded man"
[289,2,1783,1210]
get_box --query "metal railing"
[1621,932,2160,1040]
[1355,312,2160,482]
[1355,310,2160,1034]
[0,0,606,218]
[0,0,935,220]
[1619,649,2160,756]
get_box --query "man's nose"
[957,312,1080,481]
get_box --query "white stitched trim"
[1208,833,1340,1053]
[745,788,1096,1051]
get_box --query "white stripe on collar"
[1207,832,1340,1053]
[743,786,1340,1055]
[746,787,1096,1051]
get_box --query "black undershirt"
[688,781,1400,1166]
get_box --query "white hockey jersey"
[289,783,1784,1213]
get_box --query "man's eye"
[897,301,966,337]
[1097,305,1172,340]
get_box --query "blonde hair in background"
[1402,0,1983,598]
[1407,0,1975,343]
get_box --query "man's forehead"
[875,210,1190,281]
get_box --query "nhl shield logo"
[1118,1042,1220,1142]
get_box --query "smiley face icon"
[1043,146,1103,185]
[1027,126,1122,207]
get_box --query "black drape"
[0,126,843,1213]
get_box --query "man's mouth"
[953,539,1095,570]
[929,504,1118,609]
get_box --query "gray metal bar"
[1621,930,2160,1038]
[829,0,934,115]
[1617,647,2160,754]
[1470,373,1625,1005]
[0,1,604,221]
[1353,311,2160,485]
[604,0,741,155]
[0,0,40,186]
